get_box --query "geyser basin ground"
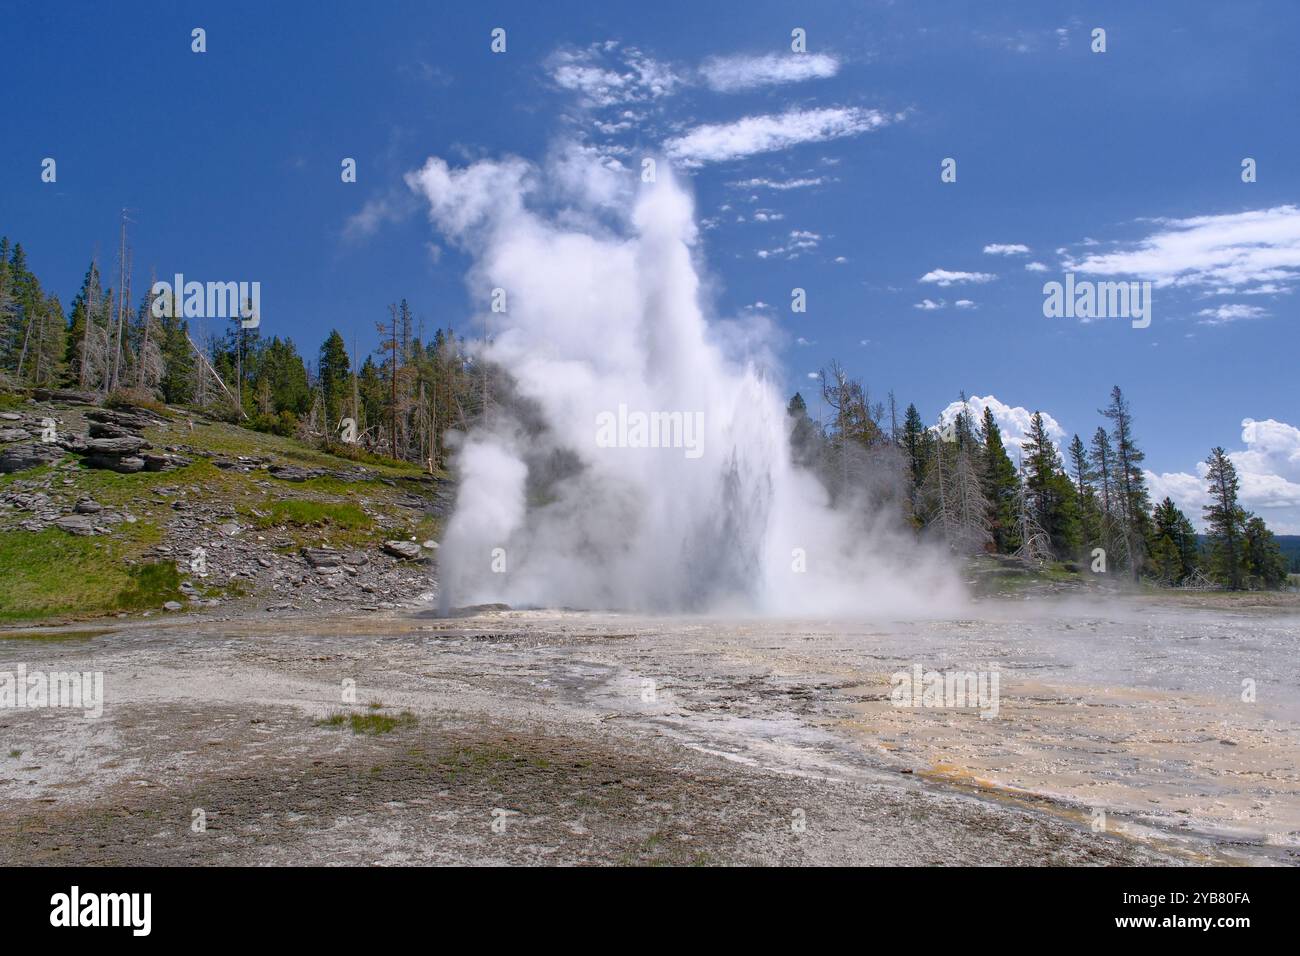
[1,594,1294,865]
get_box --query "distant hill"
[1195,533,1300,573]
[1276,535,1300,573]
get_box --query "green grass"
[0,525,170,622]
[114,560,185,611]
[315,710,418,735]
[251,498,372,531]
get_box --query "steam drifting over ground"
[408,148,960,615]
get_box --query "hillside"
[0,390,451,623]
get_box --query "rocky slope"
[0,391,452,622]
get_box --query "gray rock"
[84,436,149,454]
[162,601,184,612]
[54,514,97,536]
[301,547,342,569]
[31,388,100,404]
[88,421,136,439]
[0,412,21,421]
[268,465,319,482]
[383,539,424,561]
[0,428,29,443]
[74,498,104,514]
[0,442,63,474]
[83,454,145,473]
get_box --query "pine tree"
[1203,447,1247,590]
[1242,516,1288,589]
[1150,497,1198,585]
[318,330,351,440]
[901,403,928,503]
[786,392,823,470]
[979,406,1020,552]
[1021,412,1080,558]
[1101,386,1152,579]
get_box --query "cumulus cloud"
[919,269,997,286]
[1147,418,1300,533]
[937,395,1066,458]
[1064,205,1300,294]
[665,107,894,167]
[983,243,1030,256]
[1025,261,1050,272]
[700,52,839,92]
[913,298,944,310]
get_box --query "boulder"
[301,547,342,569]
[32,388,100,405]
[74,498,104,514]
[83,455,145,474]
[88,421,136,439]
[0,428,30,443]
[0,442,63,474]
[84,436,149,455]
[53,514,96,536]
[383,539,424,561]
[85,407,160,429]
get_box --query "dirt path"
[2,600,1293,865]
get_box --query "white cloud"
[1064,205,1300,294]
[1147,417,1300,533]
[955,299,976,309]
[549,44,684,109]
[665,107,895,167]
[1197,303,1266,325]
[937,395,1066,458]
[919,269,997,286]
[1025,261,1050,272]
[343,191,417,241]
[700,53,839,92]
[983,243,1031,256]
[728,176,827,191]
[913,298,944,310]
[756,229,822,260]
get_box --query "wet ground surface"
[0,596,1295,865]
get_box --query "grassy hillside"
[0,402,447,623]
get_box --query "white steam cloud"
[407,148,959,615]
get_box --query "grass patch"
[114,560,185,611]
[251,498,372,531]
[315,710,418,735]
[0,627,111,643]
[0,526,166,622]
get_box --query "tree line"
[788,369,1290,591]
[0,237,485,470]
[1,233,1291,590]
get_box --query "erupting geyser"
[408,148,959,615]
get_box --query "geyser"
[407,148,959,615]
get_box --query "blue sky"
[4,0,1299,529]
